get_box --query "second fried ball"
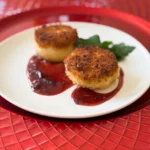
[64,46,120,89]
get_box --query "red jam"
[71,69,124,106]
[27,55,124,106]
[27,55,73,95]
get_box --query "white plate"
[0,22,150,119]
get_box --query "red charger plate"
[0,6,150,150]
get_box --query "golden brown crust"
[35,24,78,49]
[64,46,119,81]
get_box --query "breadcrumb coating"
[64,46,120,89]
[35,24,78,49]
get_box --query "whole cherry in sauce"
[27,55,72,95]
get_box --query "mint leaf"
[100,41,112,49]
[110,43,135,61]
[75,35,135,61]
[75,35,101,47]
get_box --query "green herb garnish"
[75,35,101,47]
[75,35,135,61]
[110,43,135,61]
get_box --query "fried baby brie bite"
[35,24,78,62]
[64,46,120,89]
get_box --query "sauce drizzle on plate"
[27,55,73,95]
[72,69,124,106]
[27,55,124,106]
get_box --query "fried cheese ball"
[34,24,78,62]
[64,46,120,89]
